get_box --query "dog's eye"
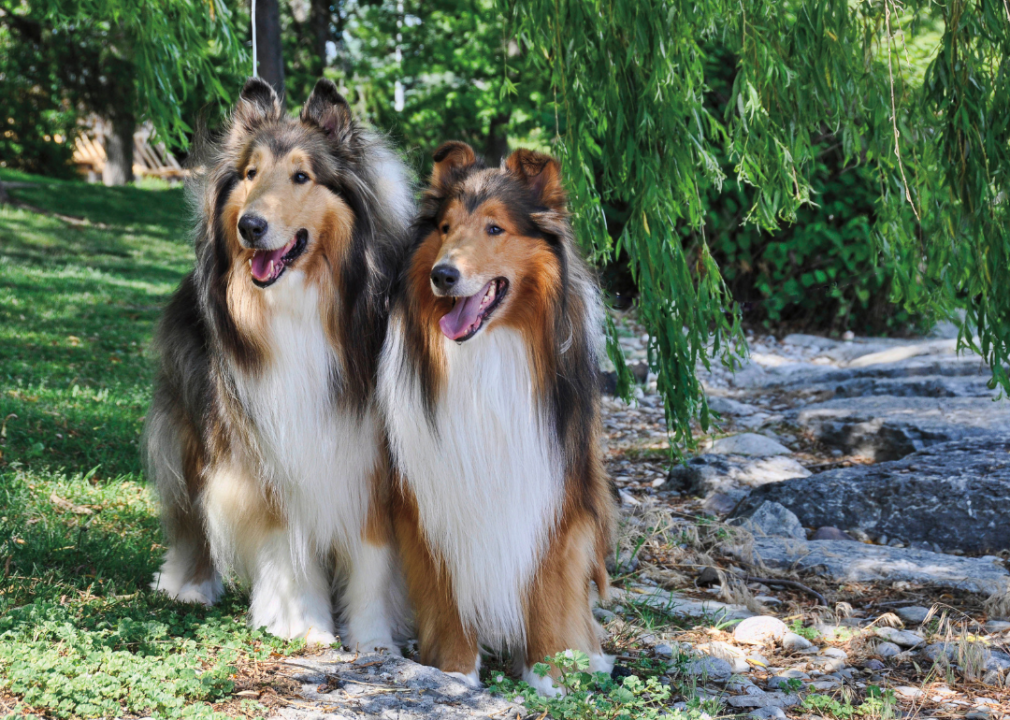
[246,168,257,180]
[441,223,450,234]
[486,224,504,236]
[293,171,310,185]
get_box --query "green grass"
[0,173,303,719]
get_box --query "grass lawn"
[0,172,306,719]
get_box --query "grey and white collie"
[145,77,412,650]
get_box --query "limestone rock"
[734,616,788,646]
[895,606,931,625]
[875,627,924,649]
[269,651,524,720]
[737,501,807,540]
[730,537,1009,594]
[733,438,1010,554]
[709,433,792,457]
[793,397,1010,461]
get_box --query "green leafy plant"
[487,650,678,720]
[790,620,820,642]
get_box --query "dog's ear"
[301,78,352,140]
[233,77,282,133]
[506,148,566,212]
[430,141,477,188]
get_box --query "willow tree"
[506,0,1010,448]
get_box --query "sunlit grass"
[0,174,300,719]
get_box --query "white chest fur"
[379,321,565,646]
[232,272,378,562]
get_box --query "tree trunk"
[255,0,285,100]
[0,181,10,205]
[485,111,511,165]
[102,114,135,186]
[310,0,330,77]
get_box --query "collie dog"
[145,77,412,650]
[378,142,616,693]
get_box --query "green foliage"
[487,650,681,719]
[0,175,308,718]
[713,147,918,334]
[0,21,79,177]
[318,0,547,174]
[789,620,820,642]
[21,0,248,148]
[508,0,1010,444]
[802,687,897,720]
[509,0,746,450]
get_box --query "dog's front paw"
[445,669,481,688]
[522,667,564,697]
[345,635,399,655]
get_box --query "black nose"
[430,264,460,292]
[238,214,268,244]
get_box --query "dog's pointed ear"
[430,141,477,188]
[506,148,566,211]
[234,77,282,132]
[301,78,352,139]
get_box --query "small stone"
[593,607,617,623]
[768,675,806,690]
[821,647,848,659]
[810,656,847,673]
[895,606,931,625]
[781,632,814,652]
[982,670,1004,687]
[811,526,855,541]
[654,643,674,659]
[876,626,924,648]
[710,433,792,457]
[681,655,733,683]
[894,686,925,700]
[843,331,855,341]
[747,653,770,667]
[697,566,722,586]
[876,642,902,659]
[726,680,765,695]
[727,692,799,709]
[741,501,807,540]
[966,711,991,720]
[864,659,886,670]
[984,620,1010,633]
[750,708,787,720]
[734,616,788,645]
[811,680,841,691]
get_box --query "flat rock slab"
[609,586,754,623]
[669,454,811,497]
[793,397,1010,461]
[732,537,1009,595]
[269,651,523,720]
[733,438,1010,554]
[733,355,988,391]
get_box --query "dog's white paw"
[522,667,564,697]
[345,635,399,655]
[150,572,223,606]
[445,669,481,688]
[302,628,338,647]
[590,652,616,675]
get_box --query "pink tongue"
[439,281,492,340]
[249,237,296,282]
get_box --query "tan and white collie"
[145,77,412,651]
[378,142,617,693]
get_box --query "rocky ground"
[266,321,1010,720]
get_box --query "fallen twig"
[743,575,828,606]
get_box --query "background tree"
[508,0,1010,448]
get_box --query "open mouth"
[249,229,308,288]
[439,278,509,342]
